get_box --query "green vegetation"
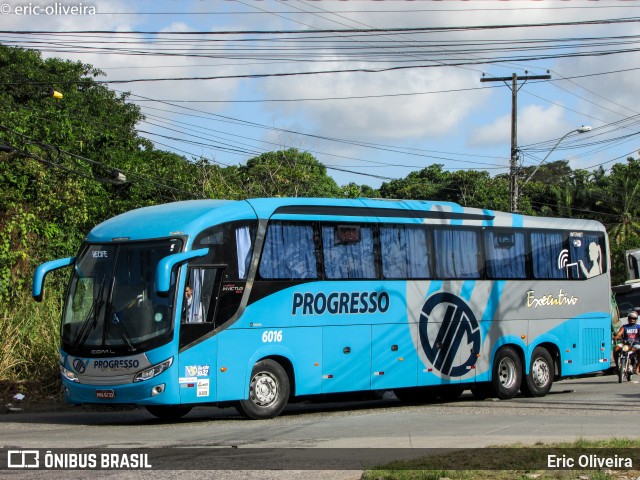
[1,44,640,389]
[363,438,640,480]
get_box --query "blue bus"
[33,198,611,419]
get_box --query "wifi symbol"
[557,249,569,270]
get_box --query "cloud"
[468,104,571,147]
[260,66,489,141]
[5,0,639,182]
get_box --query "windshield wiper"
[109,310,137,353]
[72,280,105,350]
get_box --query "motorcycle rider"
[614,310,640,373]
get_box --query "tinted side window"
[531,231,567,279]
[194,221,257,281]
[434,228,481,279]
[485,231,526,279]
[259,222,318,280]
[380,225,430,278]
[322,224,376,279]
[570,232,607,279]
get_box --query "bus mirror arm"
[155,248,209,295]
[32,257,76,302]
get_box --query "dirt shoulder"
[0,380,70,413]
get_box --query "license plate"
[96,389,115,399]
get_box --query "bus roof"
[86,197,607,243]
[87,200,241,242]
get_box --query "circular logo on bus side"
[418,292,481,377]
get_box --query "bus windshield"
[61,239,183,356]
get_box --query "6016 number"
[261,330,283,343]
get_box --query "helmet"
[629,311,638,324]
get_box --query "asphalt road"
[1,372,639,479]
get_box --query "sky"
[2,0,640,188]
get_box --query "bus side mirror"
[33,257,75,302]
[155,248,209,295]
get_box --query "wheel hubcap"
[498,357,516,388]
[531,358,550,387]
[251,372,278,407]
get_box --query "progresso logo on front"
[292,291,390,316]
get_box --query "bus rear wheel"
[145,405,193,420]
[520,347,554,397]
[491,347,522,399]
[237,360,290,420]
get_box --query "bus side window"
[322,224,376,279]
[259,222,318,280]
[236,226,253,280]
[380,225,430,279]
[569,233,606,279]
[195,221,257,281]
[183,268,223,324]
[531,231,568,279]
[484,231,526,279]
[434,228,481,279]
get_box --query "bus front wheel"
[520,347,554,397]
[237,359,290,420]
[491,347,522,399]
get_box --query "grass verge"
[362,438,640,480]
[0,292,62,393]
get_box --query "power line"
[4,17,640,35]
[83,5,640,15]
[120,90,510,168]
[0,124,201,199]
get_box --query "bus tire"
[237,360,290,420]
[491,346,522,400]
[520,347,554,397]
[145,405,193,420]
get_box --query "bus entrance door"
[178,267,224,403]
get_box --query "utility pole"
[481,72,551,213]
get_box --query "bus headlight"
[60,365,79,383]
[133,358,173,382]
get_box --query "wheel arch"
[260,354,296,398]
[245,348,297,398]
[488,338,527,377]
[529,342,560,378]
[505,343,526,375]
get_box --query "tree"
[239,149,343,198]
[191,157,245,200]
[341,182,380,199]
[0,45,201,301]
[448,170,510,211]
[379,164,450,200]
[605,158,640,247]
[380,164,510,211]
